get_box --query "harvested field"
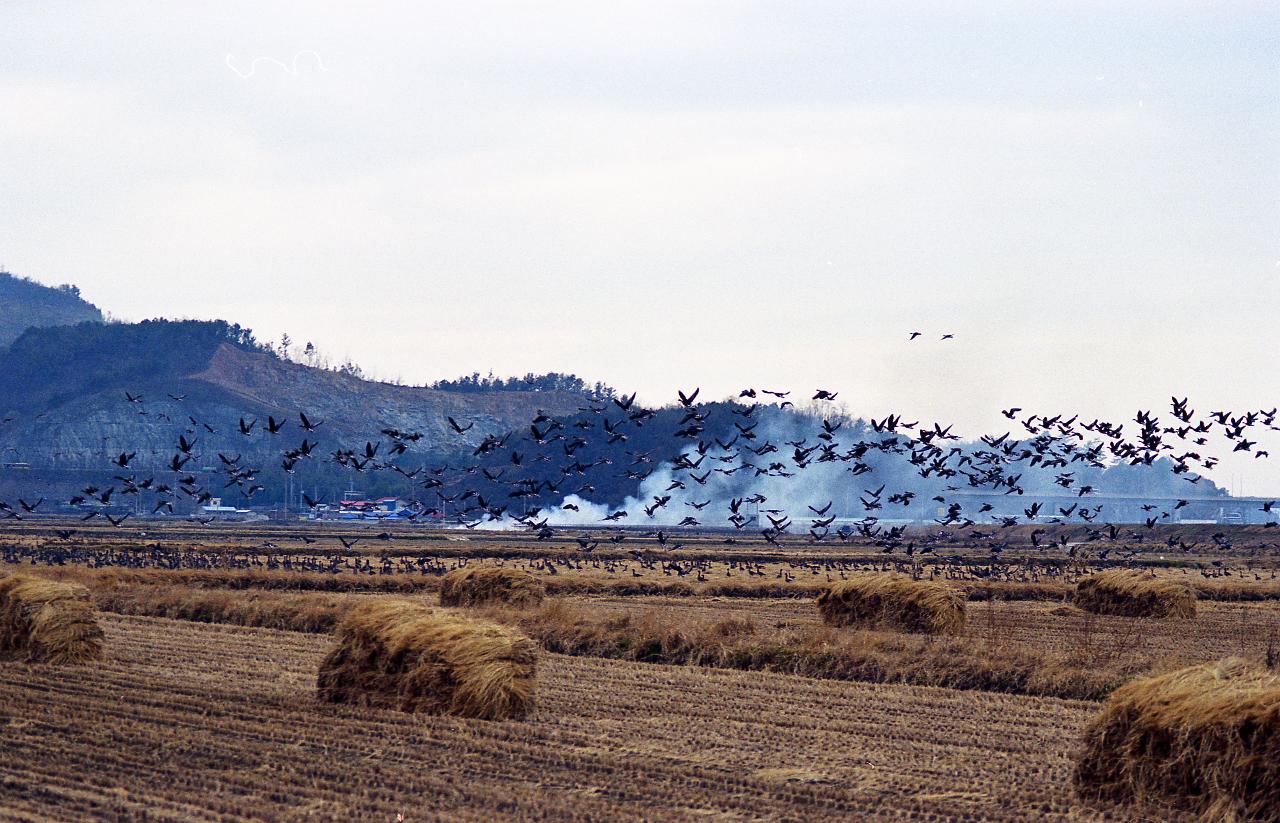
[6,525,1280,820]
[70,578,1280,698]
[559,594,1280,672]
[0,613,1197,821]
[81,582,1118,698]
[504,601,1121,700]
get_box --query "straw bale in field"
[0,574,104,664]
[317,599,537,719]
[1074,658,1280,820]
[1073,570,1196,618]
[817,575,965,635]
[439,566,545,608]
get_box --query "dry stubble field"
[557,593,1280,666]
[4,524,1276,821]
[0,613,1189,823]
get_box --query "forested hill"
[0,319,262,412]
[0,319,592,494]
[0,272,103,346]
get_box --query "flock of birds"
[0,380,1278,571]
[3,534,1277,585]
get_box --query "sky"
[2,1,1278,492]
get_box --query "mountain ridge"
[0,272,103,347]
[0,317,594,505]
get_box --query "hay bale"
[1074,658,1280,819]
[439,566,545,608]
[317,599,537,719]
[816,575,965,635]
[1074,570,1196,618]
[0,574,104,664]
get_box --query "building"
[192,498,267,523]
[332,496,412,521]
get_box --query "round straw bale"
[317,599,537,719]
[1073,570,1196,618]
[0,573,104,664]
[439,566,545,608]
[1074,658,1280,819]
[816,575,965,635]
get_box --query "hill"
[0,272,103,347]
[0,319,593,505]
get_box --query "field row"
[19,559,1280,605]
[558,594,1280,670]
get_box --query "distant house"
[193,498,266,522]
[335,497,410,520]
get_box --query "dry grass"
[33,565,827,599]
[79,567,431,594]
[1074,570,1197,619]
[76,579,1121,700]
[32,563,1280,605]
[503,601,1120,701]
[91,584,353,633]
[817,575,966,635]
[439,566,545,608]
[558,592,1280,681]
[1193,579,1280,602]
[0,573,104,664]
[966,582,1071,602]
[317,599,537,719]
[1074,657,1280,820]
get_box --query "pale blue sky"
[2,1,1278,491]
